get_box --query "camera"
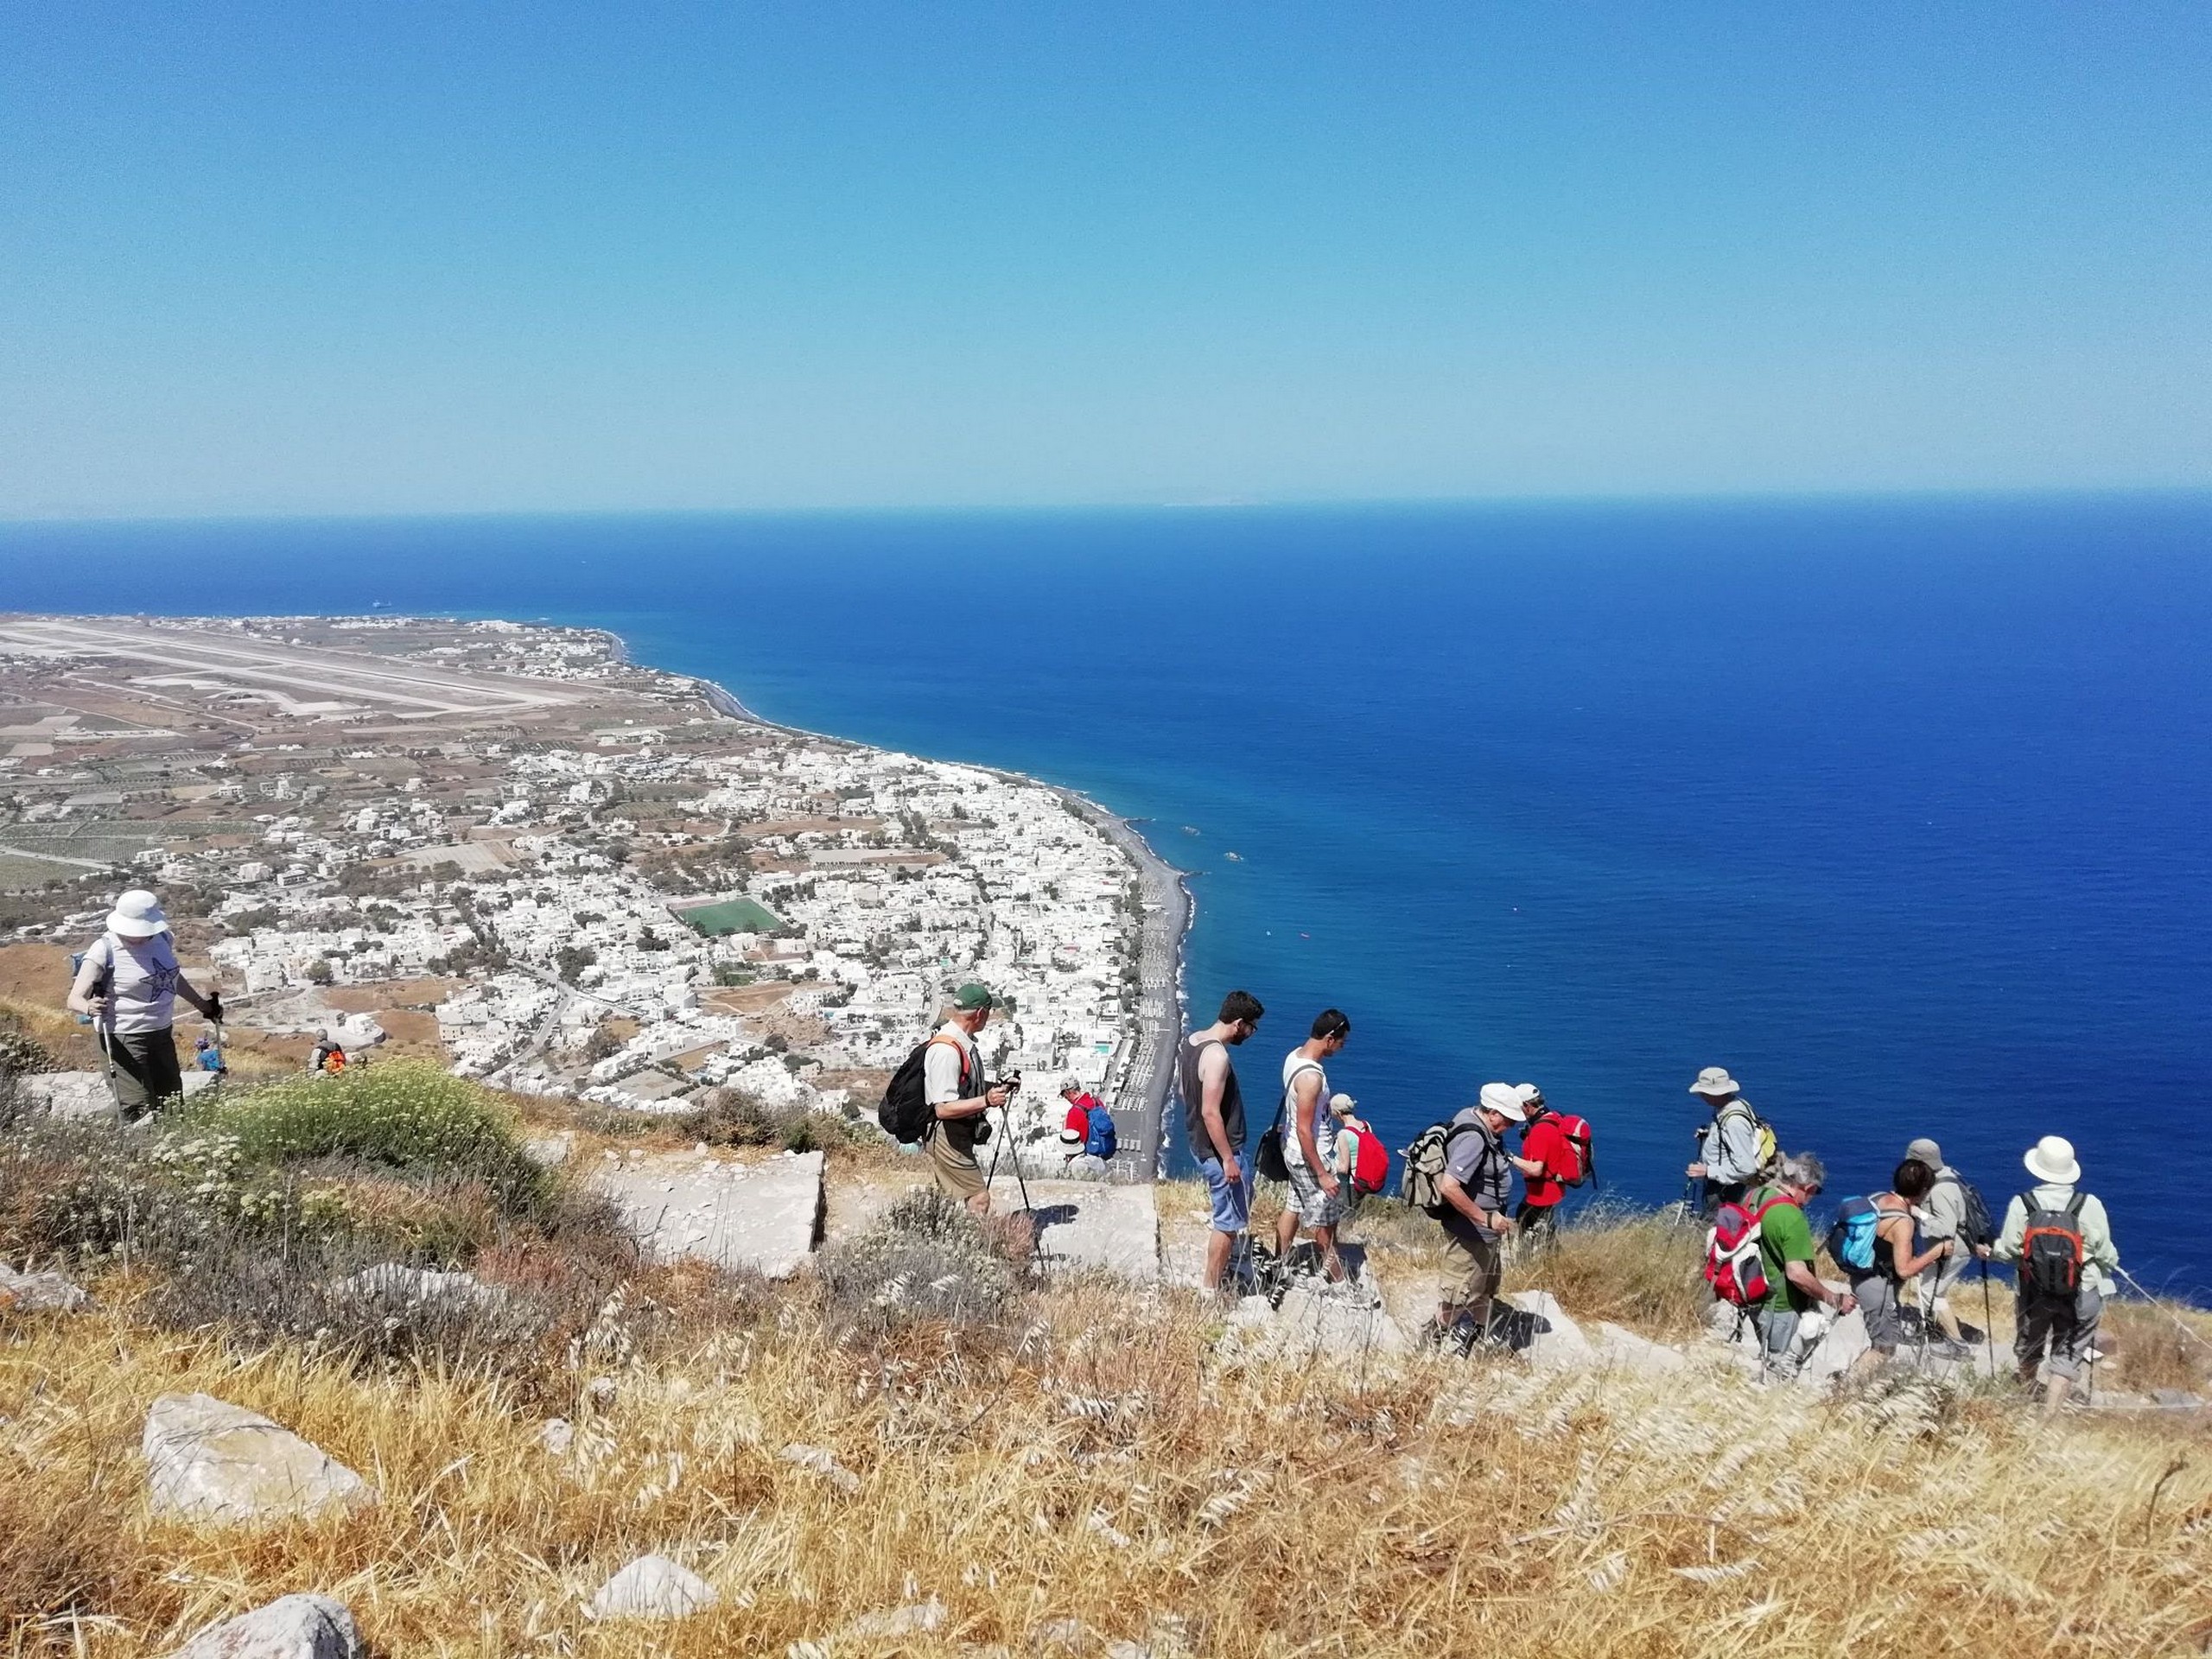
[972,1118,993,1145]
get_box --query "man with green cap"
[924,982,1011,1217]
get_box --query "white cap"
[1515,1083,1544,1109]
[105,889,169,938]
[1327,1092,1358,1120]
[2024,1135,2081,1185]
[1688,1066,1739,1098]
[1478,1081,1529,1122]
[1060,1074,1084,1094]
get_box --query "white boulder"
[588,1554,719,1620]
[0,1261,90,1313]
[163,1594,362,1659]
[143,1394,373,1526]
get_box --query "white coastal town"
[0,614,1185,1156]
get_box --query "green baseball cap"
[953,982,995,1011]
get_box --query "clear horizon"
[5,4,2209,518]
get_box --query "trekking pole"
[1980,1260,1997,1376]
[2113,1265,2212,1360]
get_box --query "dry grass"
[2106,1297,2212,1397]
[6,1268,2212,1658]
[6,1084,2212,1657]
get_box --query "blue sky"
[3,3,2208,516]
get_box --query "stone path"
[593,1149,824,1280]
[988,1175,1160,1280]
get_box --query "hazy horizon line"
[6,480,2211,531]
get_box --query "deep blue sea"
[4,497,2209,1289]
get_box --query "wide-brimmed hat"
[2024,1135,2081,1185]
[1058,1127,1084,1147]
[106,889,169,938]
[1478,1081,1529,1122]
[1688,1066,1739,1098]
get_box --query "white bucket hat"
[106,889,170,938]
[1688,1066,1739,1097]
[1478,1081,1529,1122]
[2024,1135,2081,1186]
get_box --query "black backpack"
[1936,1172,1997,1250]
[878,1035,966,1144]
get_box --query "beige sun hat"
[1688,1066,1739,1097]
[105,889,170,938]
[2024,1135,2081,1186]
[1478,1081,1529,1122]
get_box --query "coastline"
[617,635,1193,1179]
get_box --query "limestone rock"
[163,1594,362,1659]
[0,1261,90,1313]
[844,1598,947,1639]
[1497,1290,1593,1368]
[15,1071,112,1121]
[588,1554,718,1620]
[1593,1321,1688,1373]
[524,1134,574,1167]
[143,1393,373,1525]
[1223,1281,1408,1365]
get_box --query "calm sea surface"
[4,497,2209,1287]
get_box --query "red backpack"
[1547,1112,1595,1187]
[1343,1123,1389,1195]
[1704,1191,1794,1307]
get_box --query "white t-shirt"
[923,1021,980,1109]
[1279,1048,1336,1170]
[83,931,183,1035]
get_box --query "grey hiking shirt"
[1917,1166,1967,1242]
[1700,1098,1763,1186]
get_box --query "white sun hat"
[1688,1066,1740,1097]
[105,889,170,938]
[1478,1081,1529,1122]
[2024,1135,2081,1186]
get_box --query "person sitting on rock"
[66,888,223,1125]
[308,1028,347,1075]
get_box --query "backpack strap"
[926,1033,974,1096]
[2063,1192,2086,1219]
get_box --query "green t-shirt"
[1751,1189,1816,1312]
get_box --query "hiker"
[307,1028,348,1074]
[193,1032,228,1079]
[1993,1135,2120,1414]
[922,983,1009,1218]
[1834,1160,1960,1377]
[1421,1082,1525,1355]
[1904,1135,1988,1346]
[1179,989,1264,1294]
[1059,1075,1098,1141]
[1687,1066,1767,1216]
[1274,1008,1351,1283]
[1329,1094,1387,1198]
[1743,1153,1856,1378]
[1510,1083,1582,1246]
[65,889,223,1124]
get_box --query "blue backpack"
[1826,1195,1908,1275]
[1084,1103,1118,1160]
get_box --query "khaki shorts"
[927,1126,988,1204]
[1439,1225,1502,1306]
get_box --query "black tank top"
[1179,1034,1246,1156]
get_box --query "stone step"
[592,1148,824,1280]
[988,1175,1160,1280]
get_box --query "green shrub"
[180,1062,549,1213]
